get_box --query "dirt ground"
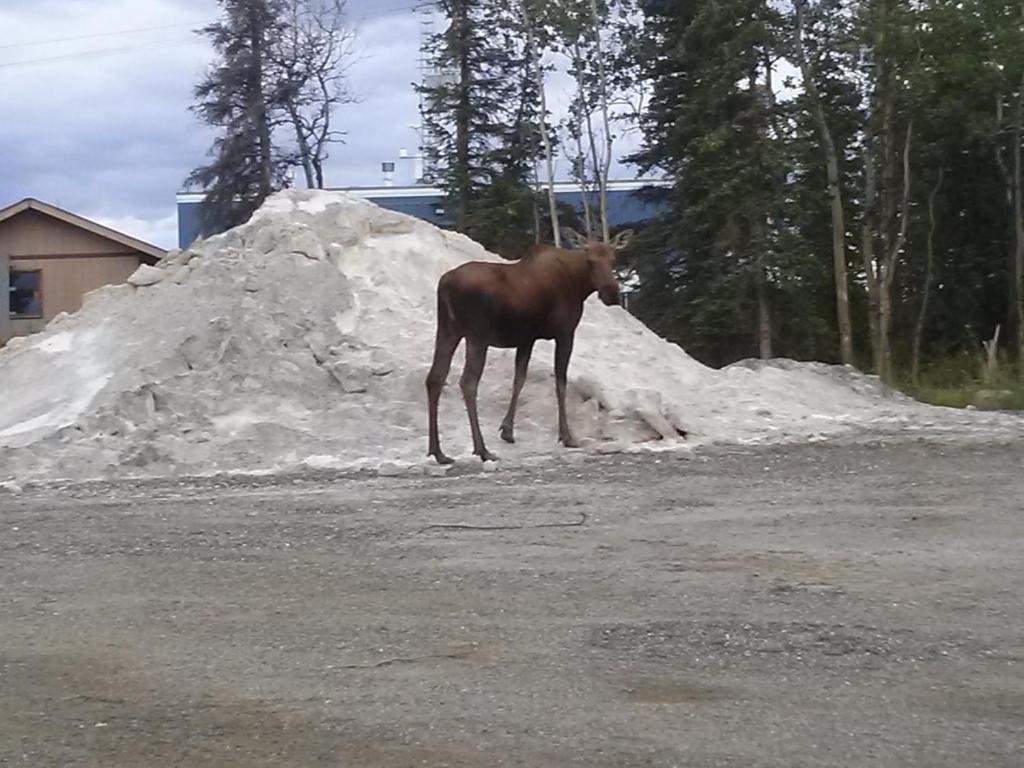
[1,441,1023,767]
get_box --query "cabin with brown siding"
[1,198,165,345]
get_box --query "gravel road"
[2,441,1023,767]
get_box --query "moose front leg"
[554,335,580,449]
[499,342,534,444]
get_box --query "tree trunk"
[756,261,773,359]
[912,169,943,386]
[877,283,893,383]
[794,0,854,365]
[750,62,773,360]
[250,3,273,200]
[861,0,890,376]
[282,1,313,189]
[996,91,1016,350]
[311,70,335,189]
[532,182,542,244]
[574,36,603,241]
[453,0,471,233]
[521,5,560,247]
[877,120,912,383]
[589,0,613,242]
[879,68,898,272]
[877,57,901,378]
[861,135,881,373]
[1013,71,1024,380]
[288,104,317,188]
[570,41,595,239]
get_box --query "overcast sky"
[0,0,645,250]
[0,0,437,248]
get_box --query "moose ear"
[611,229,634,250]
[562,228,587,250]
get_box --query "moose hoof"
[430,452,456,466]
[476,450,499,462]
[560,436,581,449]
[499,425,515,444]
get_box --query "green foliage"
[416,0,546,252]
[188,0,355,235]
[900,356,1024,411]
[416,0,1024,374]
[622,0,1024,374]
[628,0,794,366]
[188,0,294,236]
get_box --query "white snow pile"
[0,189,1021,481]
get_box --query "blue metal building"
[175,180,666,249]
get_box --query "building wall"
[1,211,145,344]
[176,183,667,248]
[0,253,9,343]
[177,203,199,252]
[176,191,452,248]
[5,255,140,339]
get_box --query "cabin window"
[9,270,42,318]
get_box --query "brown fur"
[426,229,632,464]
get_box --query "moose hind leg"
[461,340,496,461]
[499,342,533,443]
[426,331,460,464]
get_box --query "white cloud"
[0,0,423,238]
[0,0,645,248]
[321,8,423,186]
[0,0,215,230]
[94,213,179,251]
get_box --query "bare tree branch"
[270,0,358,188]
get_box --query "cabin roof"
[0,197,166,262]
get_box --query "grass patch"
[897,356,1024,411]
[909,386,974,409]
[907,385,1024,410]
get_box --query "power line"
[0,22,198,51]
[0,39,200,70]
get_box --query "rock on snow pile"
[0,190,1021,481]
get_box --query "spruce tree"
[417,0,545,253]
[629,0,785,366]
[188,0,292,236]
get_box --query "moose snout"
[599,286,621,306]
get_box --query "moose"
[425,229,633,464]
